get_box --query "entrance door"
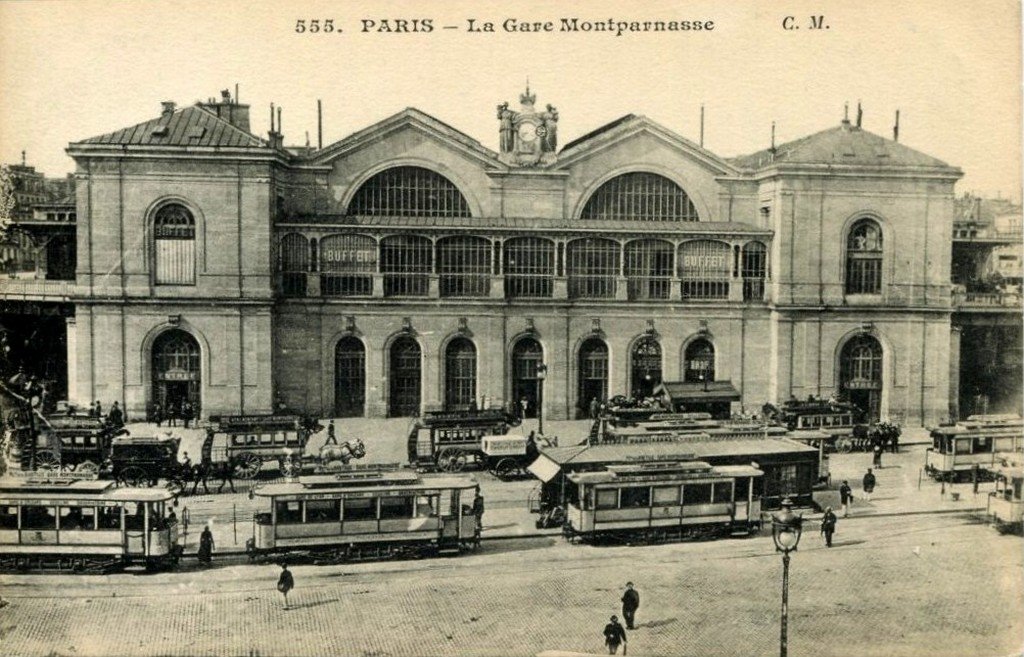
[578,338,608,418]
[335,337,366,417]
[511,338,543,419]
[152,330,201,415]
[389,337,421,417]
[840,335,883,422]
[631,337,662,399]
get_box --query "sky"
[0,0,1020,199]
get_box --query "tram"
[925,415,1024,482]
[561,460,763,543]
[0,476,181,572]
[246,465,481,562]
[986,463,1023,535]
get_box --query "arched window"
[444,338,477,410]
[741,241,768,301]
[578,338,609,417]
[381,235,432,297]
[153,204,195,285]
[624,239,673,300]
[580,172,699,221]
[279,233,309,297]
[504,237,554,298]
[152,329,200,415]
[631,337,662,398]
[840,335,883,421]
[347,166,471,217]
[334,337,365,417]
[437,236,491,298]
[567,238,620,299]
[511,337,544,418]
[678,240,730,300]
[389,337,421,417]
[683,338,715,383]
[846,219,883,294]
[320,234,376,297]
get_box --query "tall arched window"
[334,337,366,417]
[437,236,491,297]
[840,335,883,421]
[389,337,421,417]
[152,329,200,415]
[624,239,673,300]
[347,166,471,217]
[683,338,715,383]
[580,172,699,221]
[444,338,477,410]
[631,337,662,398]
[279,233,309,297]
[154,204,196,285]
[381,235,432,297]
[678,240,730,300]
[320,234,376,297]
[567,238,620,299]
[741,241,768,301]
[578,338,609,417]
[504,237,555,298]
[846,219,883,294]
[511,337,544,418]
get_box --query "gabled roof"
[555,114,739,175]
[309,107,503,167]
[731,122,954,170]
[74,104,265,148]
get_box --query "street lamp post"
[771,497,803,657]
[536,363,547,435]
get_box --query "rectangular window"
[343,497,377,521]
[777,465,799,496]
[380,496,415,519]
[682,483,712,505]
[734,477,751,501]
[155,239,196,285]
[0,506,17,529]
[21,505,57,530]
[98,507,121,530]
[59,506,97,531]
[652,486,681,506]
[305,499,340,523]
[415,495,438,517]
[595,489,619,509]
[846,258,881,294]
[712,482,734,503]
[679,241,731,300]
[974,436,992,453]
[620,486,651,508]
[275,500,303,525]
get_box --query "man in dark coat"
[107,402,124,429]
[277,564,295,609]
[839,480,853,517]
[621,582,640,629]
[862,468,877,501]
[198,525,214,564]
[325,420,337,446]
[603,615,627,654]
[820,506,838,547]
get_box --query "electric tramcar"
[925,415,1023,482]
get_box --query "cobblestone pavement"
[1,508,1021,657]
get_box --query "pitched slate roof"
[75,104,265,148]
[731,122,953,170]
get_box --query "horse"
[318,439,366,468]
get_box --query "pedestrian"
[198,525,214,564]
[277,563,295,609]
[603,615,627,655]
[525,431,539,462]
[107,401,124,429]
[621,582,640,629]
[167,508,177,524]
[820,506,838,547]
[168,401,177,427]
[471,490,485,528]
[154,401,163,428]
[94,400,102,419]
[839,480,854,517]
[862,468,877,501]
[589,397,599,420]
[182,401,193,429]
[325,420,337,446]
[872,441,883,468]
[890,429,899,454]
[519,396,529,420]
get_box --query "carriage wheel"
[234,452,263,479]
[494,457,518,480]
[120,465,149,487]
[437,448,467,472]
[35,449,61,472]
[835,437,853,454]
[280,456,301,478]
[75,460,100,476]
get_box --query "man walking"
[603,615,627,655]
[621,582,640,629]
[277,564,295,609]
[862,468,877,501]
[839,480,854,517]
[820,506,838,547]
[872,441,883,468]
[325,420,337,446]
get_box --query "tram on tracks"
[246,464,482,562]
[986,463,1023,535]
[924,415,1024,482]
[0,476,182,572]
[560,460,764,544]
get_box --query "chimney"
[161,101,177,118]
[198,88,251,133]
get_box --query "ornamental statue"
[497,84,558,167]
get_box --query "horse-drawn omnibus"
[925,415,1024,482]
[205,414,325,479]
[406,409,526,472]
[29,415,123,474]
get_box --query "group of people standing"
[92,400,125,429]
[152,399,197,428]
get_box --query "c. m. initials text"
[782,15,829,30]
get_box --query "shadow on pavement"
[480,537,559,556]
[286,598,339,610]
[638,618,678,629]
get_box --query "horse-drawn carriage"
[109,434,185,487]
[14,414,123,475]
[406,409,534,473]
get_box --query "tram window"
[0,506,17,529]
[275,501,302,524]
[21,505,57,529]
[620,487,651,508]
[595,489,619,510]
[734,477,750,501]
[380,496,415,519]
[260,433,273,445]
[343,497,377,521]
[415,496,437,517]
[974,437,992,453]
[60,506,96,531]
[305,499,339,523]
[97,507,121,530]
[683,484,712,505]
[652,486,680,506]
[125,503,145,530]
[712,482,734,503]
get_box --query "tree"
[0,165,15,239]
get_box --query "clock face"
[518,122,538,142]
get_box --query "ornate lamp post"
[536,363,547,435]
[771,497,803,657]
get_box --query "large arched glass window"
[279,233,309,297]
[845,219,883,295]
[437,236,491,298]
[152,329,200,415]
[320,234,376,297]
[444,338,477,410]
[504,237,554,298]
[381,235,432,297]
[580,172,699,221]
[678,240,730,300]
[741,241,768,301]
[683,338,715,383]
[567,238,620,299]
[154,204,195,285]
[625,239,673,300]
[347,166,471,217]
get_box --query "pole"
[538,378,544,435]
[233,503,238,545]
[780,551,790,657]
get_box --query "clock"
[518,122,538,142]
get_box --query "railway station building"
[60,88,964,425]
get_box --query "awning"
[654,380,741,404]
[527,454,562,483]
